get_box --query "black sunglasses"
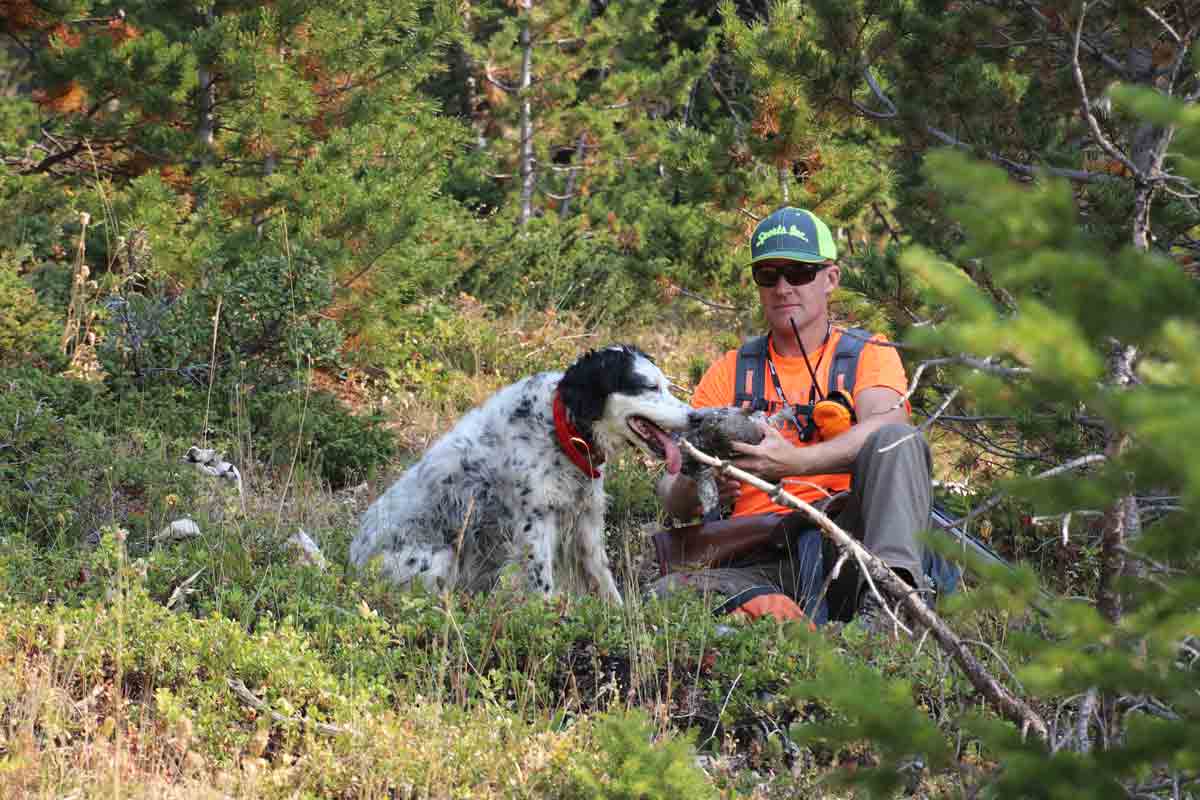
[751,263,828,288]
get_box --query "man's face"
[753,258,840,336]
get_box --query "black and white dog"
[349,345,691,604]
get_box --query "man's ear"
[824,263,841,296]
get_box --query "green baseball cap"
[749,207,838,265]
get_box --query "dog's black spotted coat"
[350,346,692,603]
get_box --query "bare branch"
[708,67,745,127]
[1072,2,1143,181]
[671,284,746,312]
[899,354,1031,414]
[1016,0,1127,76]
[853,67,897,119]
[849,67,1119,184]
[924,125,1117,184]
[941,453,1107,531]
[878,386,961,452]
[1143,7,1182,44]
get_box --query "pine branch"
[1014,0,1128,77]
[678,438,1051,742]
[851,69,1118,184]
[707,67,745,127]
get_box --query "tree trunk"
[197,8,216,157]
[518,0,535,227]
[560,133,587,217]
[1096,36,1181,627]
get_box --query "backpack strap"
[733,335,770,411]
[828,327,871,398]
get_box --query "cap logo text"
[756,223,810,247]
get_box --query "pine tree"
[457,0,711,226]
[1,0,467,375]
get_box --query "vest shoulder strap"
[733,335,770,411]
[828,327,871,397]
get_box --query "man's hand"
[729,422,801,481]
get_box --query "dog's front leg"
[518,518,557,597]
[577,506,622,605]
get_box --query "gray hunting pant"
[646,423,933,621]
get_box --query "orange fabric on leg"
[728,593,807,624]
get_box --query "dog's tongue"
[650,428,682,475]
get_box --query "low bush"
[247,386,396,489]
[0,370,204,551]
[0,247,60,368]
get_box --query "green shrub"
[0,246,59,367]
[566,708,718,800]
[0,531,367,758]
[247,387,395,488]
[0,370,204,551]
[99,246,342,393]
[603,454,664,527]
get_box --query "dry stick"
[226,678,353,736]
[806,550,850,620]
[1143,6,1183,43]
[166,567,204,611]
[202,295,223,451]
[679,438,1051,742]
[60,211,91,356]
[877,386,961,453]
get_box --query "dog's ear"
[560,346,641,427]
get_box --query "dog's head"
[559,345,691,471]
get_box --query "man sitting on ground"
[652,206,934,627]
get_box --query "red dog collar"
[553,388,604,479]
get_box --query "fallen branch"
[679,438,1050,742]
[227,678,355,737]
[166,567,204,610]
